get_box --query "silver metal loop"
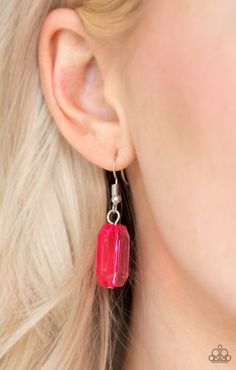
[107,209,120,225]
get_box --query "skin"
[38,1,236,369]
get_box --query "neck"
[123,163,236,370]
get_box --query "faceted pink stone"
[96,223,130,288]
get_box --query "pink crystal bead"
[96,223,130,288]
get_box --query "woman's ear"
[37,8,135,171]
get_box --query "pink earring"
[96,153,130,288]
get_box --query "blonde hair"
[0,0,140,369]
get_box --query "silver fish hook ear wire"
[121,168,129,186]
[113,150,129,186]
[107,152,128,225]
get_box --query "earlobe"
[38,7,135,171]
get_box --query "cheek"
[161,27,236,154]
[129,0,236,152]
[145,1,236,150]
[123,2,236,312]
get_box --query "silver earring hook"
[107,153,121,225]
[121,169,129,186]
[107,153,129,224]
[112,152,129,186]
[113,155,118,184]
